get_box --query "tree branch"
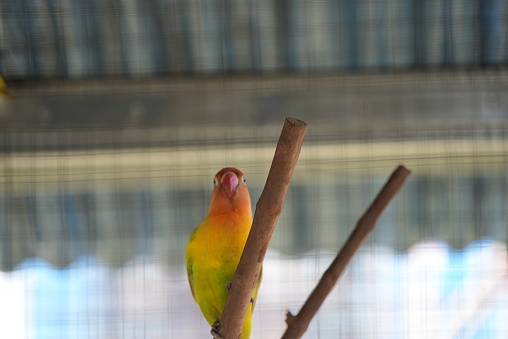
[282,165,411,339]
[214,117,307,339]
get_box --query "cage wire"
[1,1,508,339]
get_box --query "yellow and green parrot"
[185,167,262,339]
[0,76,14,100]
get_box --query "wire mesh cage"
[1,1,508,338]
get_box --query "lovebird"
[186,167,262,339]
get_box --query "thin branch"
[282,165,411,339]
[214,117,307,339]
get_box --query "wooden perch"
[282,165,411,339]
[214,117,307,339]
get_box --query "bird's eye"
[213,178,217,186]
[242,177,247,184]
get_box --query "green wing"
[252,266,263,312]
[186,229,198,300]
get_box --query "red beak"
[221,172,239,198]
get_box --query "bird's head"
[208,167,252,217]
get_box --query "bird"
[0,76,15,100]
[185,167,262,339]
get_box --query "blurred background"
[1,1,508,338]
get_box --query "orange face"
[207,167,252,217]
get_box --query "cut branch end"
[281,165,411,339]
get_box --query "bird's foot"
[211,321,223,339]
[250,297,254,303]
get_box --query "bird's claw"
[211,321,224,338]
